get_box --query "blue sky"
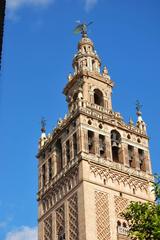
[1,0,160,239]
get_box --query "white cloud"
[84,0,98,11]
[5,226,37,240]
[6,0,53,11]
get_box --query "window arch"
[94,89,104,107]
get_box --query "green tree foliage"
[123,175,160,240]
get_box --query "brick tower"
[37,28,154,240]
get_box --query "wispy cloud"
[6,0,54,11]
[84,0,98,11]
[5,226,37,240]
[6,0,54,20]
[0,216,13,229]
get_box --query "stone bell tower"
[37,28,154,240]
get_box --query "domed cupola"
[72,34,101,75]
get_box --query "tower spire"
[72,24,101,75]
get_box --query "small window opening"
[88,119,92,125]
[66,140,70,163]
[73,92,78,102]
[56,139,63,174]
[68,181,71,190]
[133,188,136,194]
[73,133,78,158]
[127,134,131,139]
[48,158,52,181]
[88,130,94,154]
[103,179,106,185]
[123,222,127,228]
[84,46,87,53]
[94,89,104,107]
[111,130,121,163]
[120,192,123,197]
[138,149,145,171]
[99,134,105,157]
[128,145,135,168]
[42,164,46,186]
[117,221,121,227]
[137,138,141,143]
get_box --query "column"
[105,137,112,161]
[122,143,129,167]
[94,132,99,155]
[134,147,140,171]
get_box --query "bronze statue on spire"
[136,100,143,116]
[74,21,93,37]
[41,117,46,133]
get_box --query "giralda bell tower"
[37,27,154,240]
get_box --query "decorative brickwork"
[95,191,111,240]
[68,192,79,240]
[56,204,65,239]
[44,215,52,240]
[114,196,129,217]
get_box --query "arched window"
[123,222,127,228]
[56,139,63,173]
[94,89,104,107]
[73,92,78,102]
[111,130,122,163]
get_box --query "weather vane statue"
[136,100,143,116]
[41,117,46,133]
[74,21,93,37]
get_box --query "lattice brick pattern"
[68,193,79,240]
[56,204,65,235]
[114,196,129,217]
[95,191,111,240]
[44,215,52,240]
